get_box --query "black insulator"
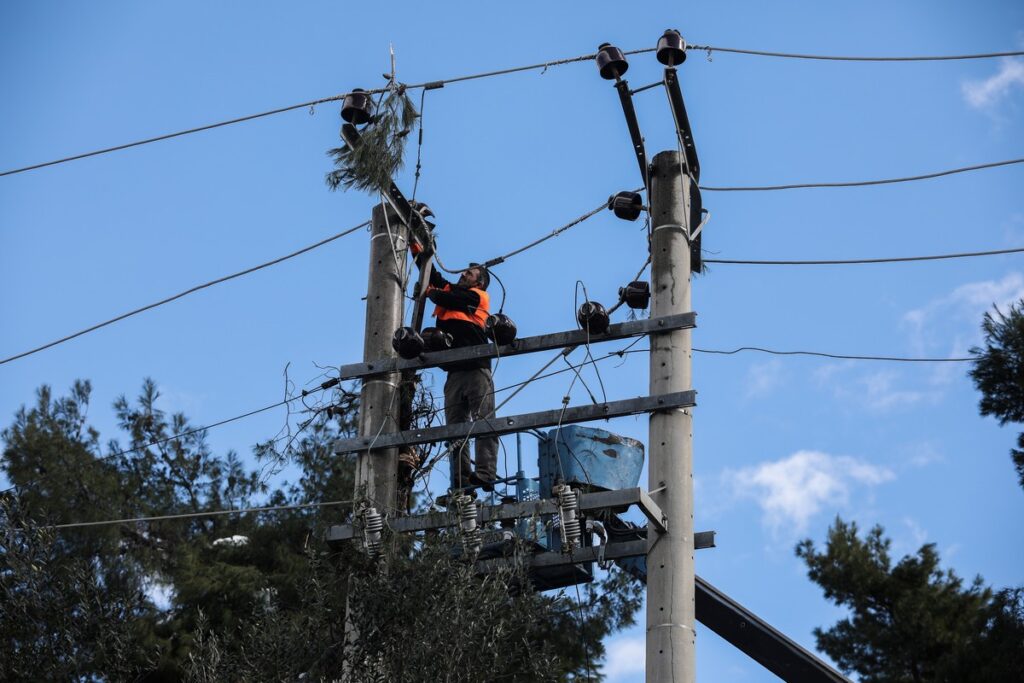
[392,326,425,359]
[656,29,687,66]
[422,326,453,352]
[595,43,629,80]
[341,88,374,125]
[608,191,643,221]
[409,200,434,219]
[577,301,610,335]
[485,314,518,346]
[619,281,651,310]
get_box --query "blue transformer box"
[538,425,645,498]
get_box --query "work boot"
[469,472,496,492]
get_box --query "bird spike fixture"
[485,313,518,346]
[341,88,374,125]
[595,43,629,80]
[392,326,425,359]
[608,190,644,221]
[619,280,651,310]
[656,29,687,66]
[577,301,610,335]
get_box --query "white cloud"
[903,271,1024,358]
[744,359,783,399]
[817,364,938,413]
[904,441,944,468]
[857,370,936,411]
[724,450,894,534]
[962,58,1024,110]
[602,635,645,679]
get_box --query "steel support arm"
[662,68,700,182]
[337,312,696,380]
[695,576,851,683]
[615,80,650,189]
[332,390,696,454]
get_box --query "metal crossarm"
[331,390,696,454]
[476,533,716,575]
[325,487,683,542]
[337,312,696,380]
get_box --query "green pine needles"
[326,85,419,194]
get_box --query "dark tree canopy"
[1,380,641,681]
[969,300,1024,489]
[797,517,1024,683]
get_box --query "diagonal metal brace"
[662,68,700,182]
[614,80,650,189]
[332,390,696,454]
[337,312,696,380]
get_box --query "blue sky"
[2,2,1023,681]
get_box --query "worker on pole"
[417,259,498,497]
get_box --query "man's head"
[457,264,490,290]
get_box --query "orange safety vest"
[433,285,490,329]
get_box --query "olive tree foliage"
[969,300,1024,490]
[797,517,1024,683]
[2,380,643,681]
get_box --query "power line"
[0,49,654,178]
[29,499,354,532]
[699,157,1024,191]
[694,346,975,362]
[0,221,369,366]
[690,44,1024,62]
[9,39,1016,179]
[705,245,1024,266]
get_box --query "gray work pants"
[444,367,498,489]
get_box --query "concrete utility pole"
[647,150,695,682]
[353,202,409,511]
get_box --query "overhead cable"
[31,499,353,532]
[700,158,1024,192]
[690,44,1024,62]
[705,245,1024,266]
[10,40,1016,178]
[0,49,654,178]
[434,199,612,275]
[0,221,369,366]
[695,346,975,362]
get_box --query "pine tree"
[796,517,1024,683]
[2,380,643,680]
[969,300,1024,490]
